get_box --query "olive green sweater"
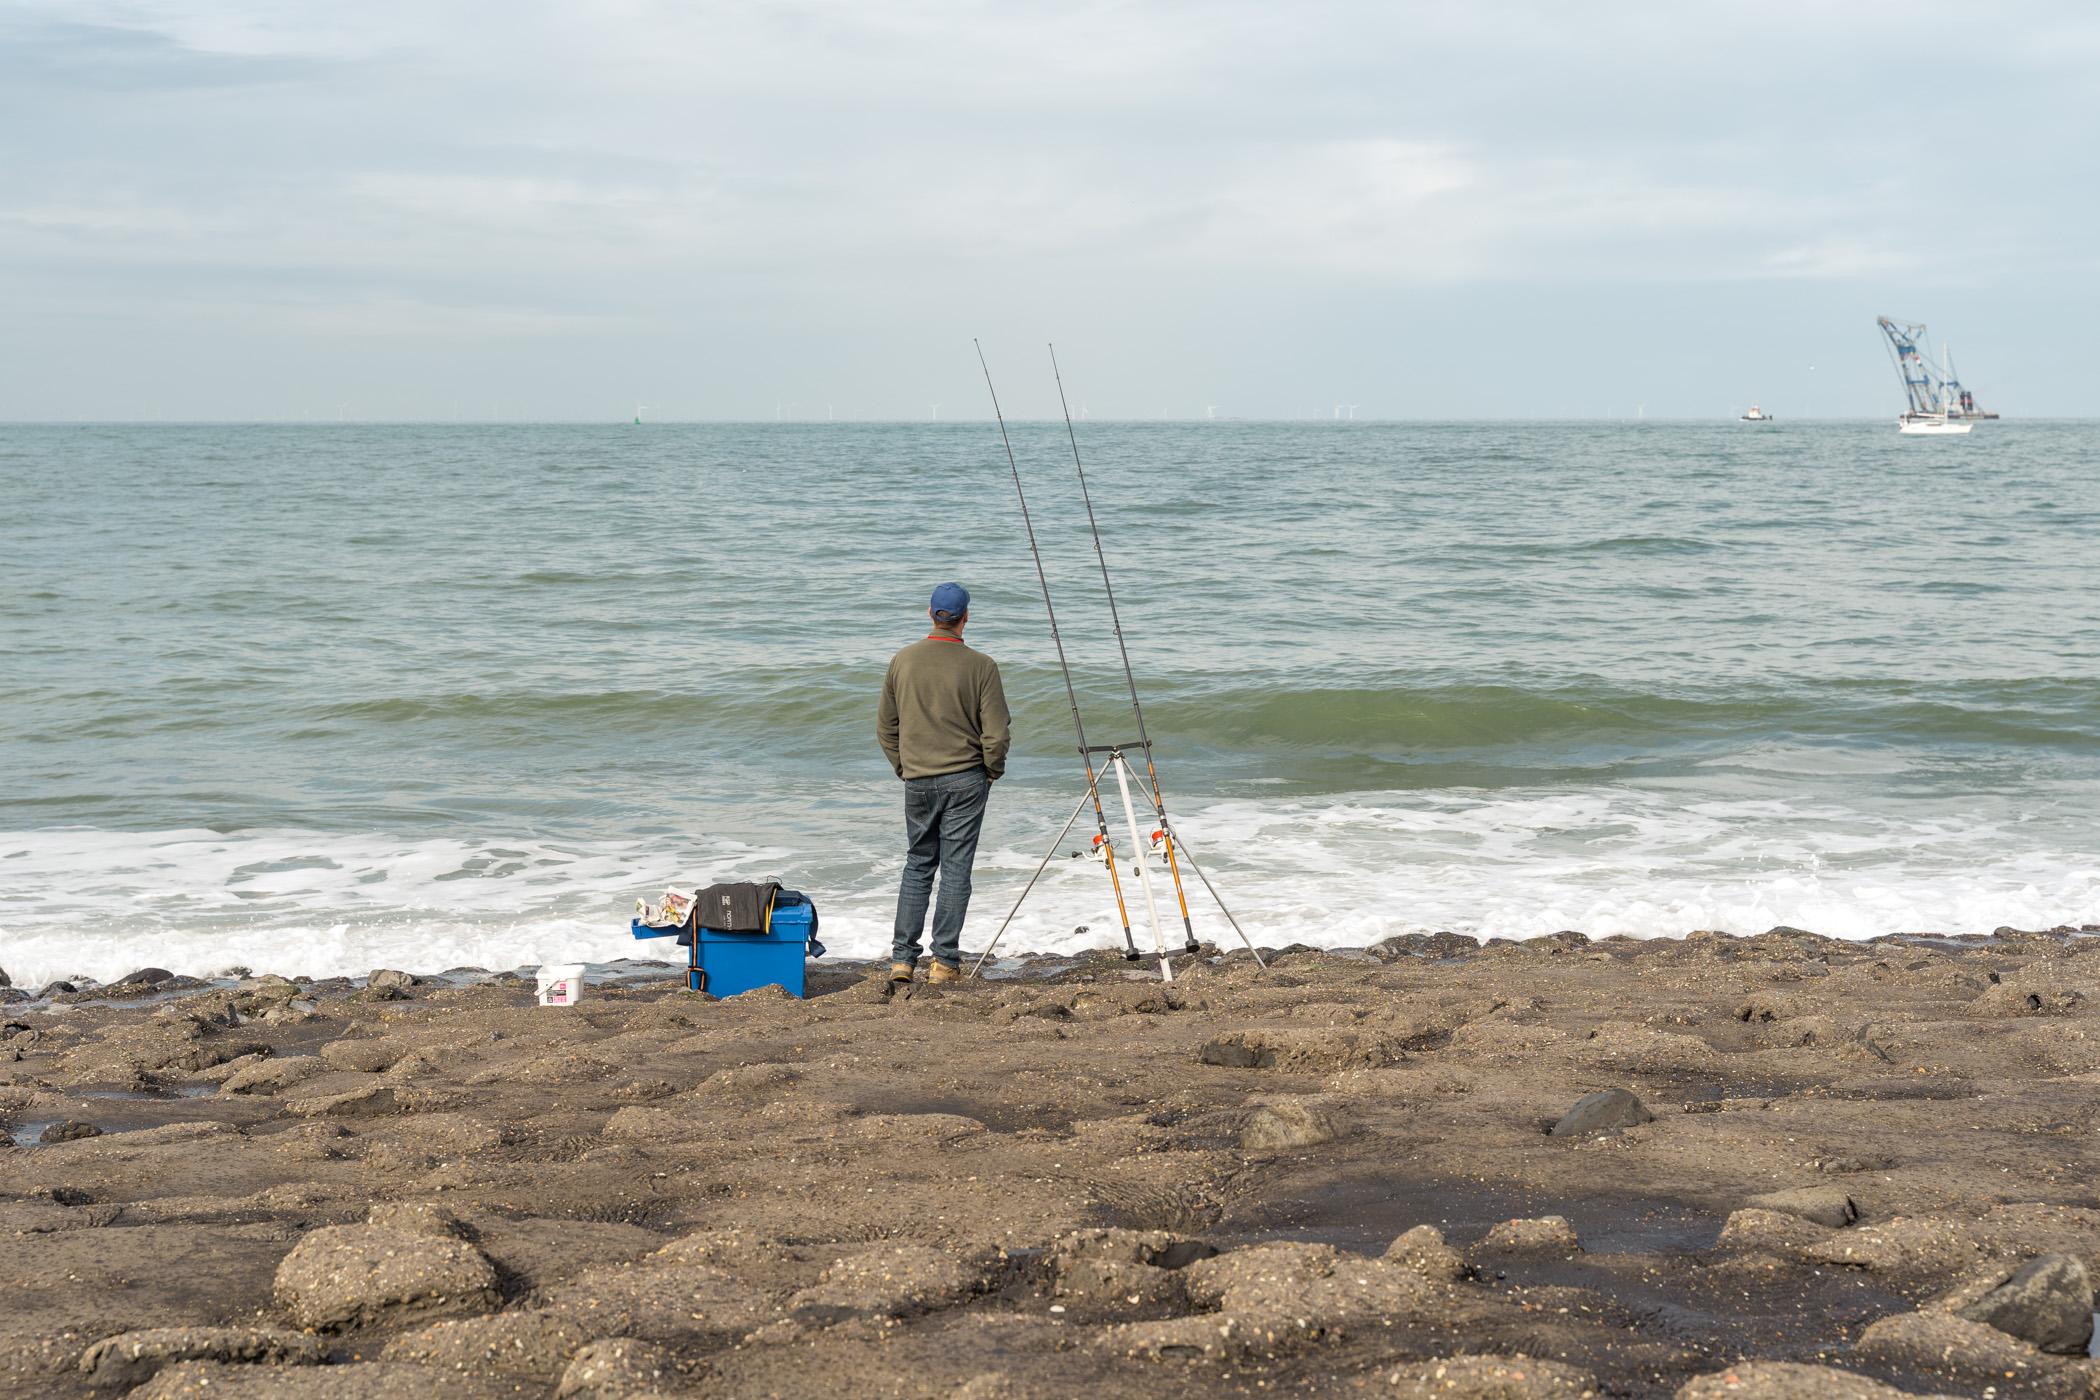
[876,634,1011,780]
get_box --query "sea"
[4,420,2097,987]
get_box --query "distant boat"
[1877,316,1994,433]
[1739,405,1774,423]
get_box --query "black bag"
[694,880,780,934]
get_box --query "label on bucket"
[536,963,586,1007]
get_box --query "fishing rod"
[1048,345,1267,969]
[973,340,1140,962]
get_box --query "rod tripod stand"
[968,743,1266,982]
[971,340,1267,984]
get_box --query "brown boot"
[927,961,963,986]
[888,962,916,984]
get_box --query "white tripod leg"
[1111,752,1173,982]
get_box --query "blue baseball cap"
[929,582,970,618]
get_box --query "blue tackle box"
[631,895,817,999]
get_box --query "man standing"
[876,582,1011,985]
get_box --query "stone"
[286,1083,402,1117]
[1384,1354,1599,1396]
[368,968,418,990]
[1971,977,2086,1017]
[1746,1186,1859,1229]
[1955,1253,2094,1354]
[130,1360,520,1398]
[1716,1209,1830,1253]
[272,1223,500,1329]
[221,1056,325,1096]
[1481,1216,1582,1253]
[115,967,176,987]
[1241,1099,1346,1150]
[1384,1224,1465,1282]
[1676,1360,1960,1398]
[382,1310,589,1377]
[1549,1088,1654,1137]
[39,1119,102,1144]
[1049,1229,1214,1311]
[556,1337,679,1398]
[320,1038,403,1073]
[1198,1028,1404,1071]
[367,1201,467,1238]
[77,1326,324,1388]
[40,981,78,998]
[0,966,9,986]
[787,1243,996,1319]
[1181,1241,1436,1334]
[1852,1311,2055,1377]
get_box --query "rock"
[130,1360,521,1398]
[1182,1241,1435,1327]
[556,1337,679,1398]
[1365,932,1480,961]
[368,969,418,991]
[1746,1186,1859,1229]
[320,1038,402,1073]
[1716,1209,1831,1253]
[1676,1360,1960,1398]
[0,966,9,986]
[272,1223,500,1329]
[1108,1244,1438,1360]
[382,1310,588,1378]
[1549,1088,1654,1137]
[1955,1253,2094,1354]
[1384,1224,1465,1282]
[115,967,176,987]
[40,981,78,997]
[1481,1216,1582,1253]
[1241,1099,1347,1150]
[1853,1310,2056,1378]
[540,1257,770,1345]
[787,1243,996,1319]
[77,1326,324,1388]
[39,1120,102,1144]
[221,1056,325,1096]
[367,1202,467,1239]
[286,1083,402,1117]
[1197,1028,1403,1071]
[1384,1354,1600,1396]
[1049,1229,1216,1311]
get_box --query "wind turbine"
[930,404,940,421]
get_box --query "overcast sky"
[3,1,2096,421]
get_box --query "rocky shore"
[5,927,2100,1398]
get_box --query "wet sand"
[5,927,2100,1398]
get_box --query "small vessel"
[1897,413,1972,436]
[1739,405,1774,422]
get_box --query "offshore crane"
[1876,317,1947,418]
[1877,316,1997,425]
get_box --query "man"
[876,582,1011,985]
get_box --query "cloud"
[0,0,2092,415]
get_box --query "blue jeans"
[893,767,992,968]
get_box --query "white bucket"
[536,962,587,1007]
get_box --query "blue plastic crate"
[695,927,808,998]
